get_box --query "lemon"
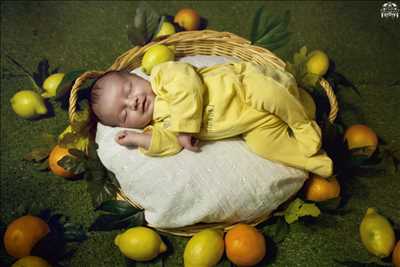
[10,90,47,119]
[42,73,65,98]
[184,229,225,267]
[154,22,176,38]
[360,208,395,257]
[306,50,329,76]
[141,44,175,75]
[11,256,52,267]
[114,226,167,261]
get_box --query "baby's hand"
[177,134,200,152]
[115,130,137,147]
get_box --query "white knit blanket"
[95,56,307,228]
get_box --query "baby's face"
[93,72,155,128]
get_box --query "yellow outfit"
[140,61,333,177]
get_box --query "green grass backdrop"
[1,1,399,266]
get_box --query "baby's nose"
[127,97,138,110]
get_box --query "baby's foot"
[115,130,137,146]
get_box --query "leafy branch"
[250,7,291,51]
[3,53,45,92]
[90,200,144,231]
[127,2,164,46]
[58,142,121,208]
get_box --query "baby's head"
[90,71,155,128]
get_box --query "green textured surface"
[1,1,400,266]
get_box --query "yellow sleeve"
[138,124,182,157]
[150,62,205,133]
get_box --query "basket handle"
[319,78,338,123]
[69,71,105,123]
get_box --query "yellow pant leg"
[298,87,316,120]
[242,117,333,177]
[241,65,322,157]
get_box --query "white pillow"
[96,55,307,228]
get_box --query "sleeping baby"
[90,61,333,177]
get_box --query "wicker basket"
[69,30,338,236]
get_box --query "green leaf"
[68,148,87,160]
[55,69,86,100]
[264,10,287,34]
[23,148,51,162]
[251,8,291,51]
[299,46,308,57]
[34,159,49,171]
[152,15,166,41]
[284,199,303,224]
[298,202,321,217]
[294,46,308,66]
[263,216,290,243]
[250,6,269,42]
[328,71,360,96]
[32,59,50,87]
[258,32,291,51]
[32,211,87,263]
[89,212,145,231]
[70,100,91,133]
[82,142,121,207]
[39,133,58,148]
[256,19,289,45]
[58,155,86,175]
[301,72,320,88]
[317,197,342,211]
[63,222,87,242]
[3,52,41,92]
[96,200,142,216]
[127,2,161,46]
[86,179,119,208]
[347,151,373,167]
[107,170,121,189]
[284,198,321,224]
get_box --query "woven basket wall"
[69,30,338,236]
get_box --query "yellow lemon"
[42,73,65,98]
[154,22,176,38]
[141,44,175,75]
[11,256,52,267]
[360,208,395,258]
[306,50,329,76]
[10,90,47,119]
[184,229,225,267]
[114,226,167,261]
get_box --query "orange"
[393,241,400,267]
[174,8,201,31]
[304,174,340,202]
[344,124,378,157]
[4,215,50,258]
[48,145,75,178]
[225,223,266,266]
